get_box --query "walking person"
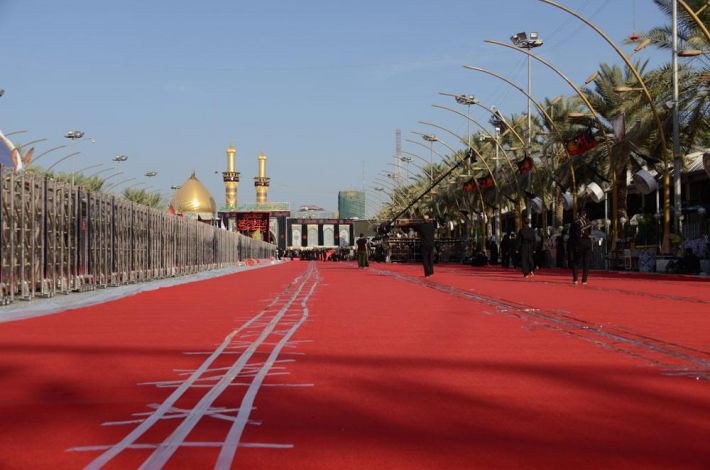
[510,232,520,268]
[569,209,592,284]
[414,215,436,277]
[397,214,436,277]
[517,217,536,278]
[356,233,369,268]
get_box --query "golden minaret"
[254,152,270,204]
[223,145,240,210]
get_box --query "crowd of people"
[281,209,705,282]
[281,248,351,262]
[494,211,594,283]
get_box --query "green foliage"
[378,3,708,238]
[22,166,106,191]
[122,188,164,209]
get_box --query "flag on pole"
[565,128,597,156]
[464,174,495,192]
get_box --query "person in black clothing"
[678,248,701,274]
[415,215,436,277]
[510,232,520,268]
[396,215,436,276]
[500,233,511,268]
[517,217,536,278]
[355,233,369,268]
[569,210,592,284]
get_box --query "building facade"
[338,190,366,220]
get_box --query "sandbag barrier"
[0,167,276,304]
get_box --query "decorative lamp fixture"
[632,169,658,195]
[455,94,478,105]
[586,182,605,203]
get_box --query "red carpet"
[0,261,708,469]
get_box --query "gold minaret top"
[254,152,270,205]
[222,145,240,210]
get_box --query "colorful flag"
[517,156,535,176]
[464,174,494,193]
[565,128,597,156]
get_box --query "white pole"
[672,0,682,235]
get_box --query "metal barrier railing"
[0,167,276,304]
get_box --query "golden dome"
[171,172,216,217]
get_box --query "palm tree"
[23,166,107,191]
[122,188,164,209]
[582,63,650,224]
[532,96,586,226]
[638,0,710,54]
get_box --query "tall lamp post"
[666,1,710,233]
[511,31,543,218]
[484,39,617,244]
[672,0,682,234]
[64,130,84,186]
[421,134,439,185]
[441,93,480,243]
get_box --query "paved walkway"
[0,261,707,469]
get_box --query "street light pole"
[495,127,501,242]
[421,134,439,185]
[511,32,543,219]
[672,0,682,234]
[484,39,617,242]
[64,130,86,187]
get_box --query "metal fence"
[0,167,276,304]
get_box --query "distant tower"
[223,145,240,210]
[254,152,270,204]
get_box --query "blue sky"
[0,0,669,213]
